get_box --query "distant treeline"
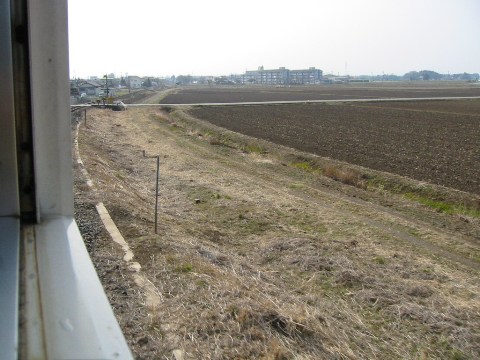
[357,70,479,82]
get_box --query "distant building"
[241,66,323,85]
[70,79,119,98]
[245,66,290,85]
[128,76,143,89]
[289,67,322,84]
[75,80,102,96]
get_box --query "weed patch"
[405,193,480,218]
[208,136,236,149]
[175,263,193,273]
[322,164,367,189]
[291,161,316,172]
[288,183,304,189]
[243,144,266,154]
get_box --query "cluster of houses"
[70,67,337,100]
[70,75,167,102]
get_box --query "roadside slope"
[75,107,480,359]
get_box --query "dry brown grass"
[75,107,480,359]
[322,164,367,189]
[169,108,480,218]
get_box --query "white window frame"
[0,0,133,358]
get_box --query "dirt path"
[142,88,179,104]
[75,107,480,359]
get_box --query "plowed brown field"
[161,83,480,103]
[189,100,480,194]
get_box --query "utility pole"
[104,74,109,98]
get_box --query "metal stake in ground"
[143,150,160,234]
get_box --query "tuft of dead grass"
[323,164,367,189]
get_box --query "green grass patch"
[291,161,316,172]
[114,171,125,180]
[209,192,231,200]
[288,183,305,189]
[208,136,236,149]
[176,263,194,273]
[291,220,327,235]
[229,215,272,236]
[187,186,232,203]
[288,213,328,235]
[196,279,209,288]
[186,185,274,236]
[431,336,467,360]
[170,123,184,132]
[243,144,265,154]
[471,253,480,263]
[405,193,480,218]
[367,175,480,218]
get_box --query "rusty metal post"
[142,150,160,234]
[154,155,160,234]
[84,109,87,127]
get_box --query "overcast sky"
[68,0,480,78]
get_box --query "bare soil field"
[189,100,480,194]
[160,82,480,104]
[73,107,479,359]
